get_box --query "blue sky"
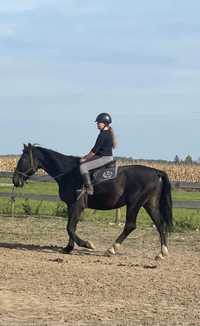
[0,0,200,160]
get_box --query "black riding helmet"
[95,112,112,125]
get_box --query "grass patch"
[0,180,200,232]
[0,197,67,217]
[172,190,200,201]
[173,208,200,232]
[0,179,58,195]
[81,207,200,233]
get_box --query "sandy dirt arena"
[0,219,200,326]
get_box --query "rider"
[79,112,116,195]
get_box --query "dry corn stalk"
[0,156,200,182]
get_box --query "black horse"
[13,143,173,258]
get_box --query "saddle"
[90,160,118,185]
[76,161,118,201]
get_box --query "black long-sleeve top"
[91,130,113,156]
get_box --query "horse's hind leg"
[144,203,168,259]
[106,203,140,255]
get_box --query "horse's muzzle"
[12,173,24,188]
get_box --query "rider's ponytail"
[109,126,117,149]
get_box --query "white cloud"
[0,0,53,14]
[0,0,105,15]
[0,24,16,37]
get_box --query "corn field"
[0,156,19,173]
[0,156,200,182]
[118,160,200,183]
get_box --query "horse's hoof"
[162,245,169,256]
[104,247,116,256]
[113,243,121,253]
[85,241,95,250]
[155,253,165,261]
[62,246,74,254]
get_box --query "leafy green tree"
[184,155,193,164]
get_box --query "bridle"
[14,146,37,179]
[14,146,67,180]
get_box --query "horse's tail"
[158,171,173,232]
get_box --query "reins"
[14,145,67,180]
[14,146,37,179]
[14,168,36,178]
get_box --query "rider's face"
[97,122,106,130]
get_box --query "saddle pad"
[91,162,118,184]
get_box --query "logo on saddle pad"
[91,161,118,184]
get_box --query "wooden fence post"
[11,194,15,218]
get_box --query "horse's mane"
[30,144,81,175]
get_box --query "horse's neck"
[36,147,79,179]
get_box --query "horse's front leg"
[64,233,75,254]
[63,203,95,254]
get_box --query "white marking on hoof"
[105,246,116,256]
[86,241,95,250]
[155,253,165,261]
[113,243,121,253]
[162,245,168,256]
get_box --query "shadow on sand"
[0,242,108,257]
[0,242,63,253]
[0,242,158,268]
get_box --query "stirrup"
[76,187,94,200]
[76,187,86,200]
[86,187,94,195]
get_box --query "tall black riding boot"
[82,173,94,195]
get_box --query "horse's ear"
[23,144,27,149]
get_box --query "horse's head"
[13,143,39,187]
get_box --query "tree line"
[115,155,199,165]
